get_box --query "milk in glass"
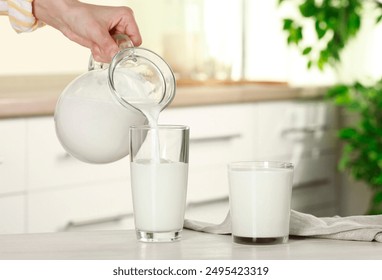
[229,165,293,239]
[131,160,188,232]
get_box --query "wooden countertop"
[0,74,328,119]
[0,229,381,260]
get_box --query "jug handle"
[88,34,134,71]
[113,34,135,50]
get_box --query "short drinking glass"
[228,161,294,245]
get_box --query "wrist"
[33,0,79,27]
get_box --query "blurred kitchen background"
[1,0,382,234]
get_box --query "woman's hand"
[33,0,142,62]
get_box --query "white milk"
[131,102,161,162]
[228,167,293,238]
[131,160,188,232]
[129,102,161,127]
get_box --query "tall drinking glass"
[129,125,189,242]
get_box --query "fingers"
[91,43,119,63]
[91,6,142,62]
[110,6,142,47]
[122,9,142,47]
[90,29,120,63]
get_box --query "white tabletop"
[0,229,381,260]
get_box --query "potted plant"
[278,0,382,214]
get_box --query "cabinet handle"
[281,125,328,137]
[293,178,330,190]
[61,213,133,231]
[190,134,241,144]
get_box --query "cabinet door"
[292,178,338,217]
[0,119,26,195]
[253,100,338,160]
[27,181,133,233]
[27,117,130,191]
[0,195,25,234]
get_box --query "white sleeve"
[0,0,9,14]
[2,0,44,33]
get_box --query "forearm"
[32,0,79,33]
[1,0,44,32]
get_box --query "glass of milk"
[228,161,294,245]
[129,125,189,242]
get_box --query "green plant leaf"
[317,57,325,71]
[368,151,379,161]
[348,12,361,36]
[338,155,349,171]
[338,127,358,140]
[326,84,349,97]
[302,47,312,55]
[299,0,317,17]
[373,175,382,186]
[377,15,382,24]
[283,19,294,30]
[372,191,382,205]
[334,93,353,106]
[315,21,327,39]
[286,24,304,45]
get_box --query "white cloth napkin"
[184,210,382,242]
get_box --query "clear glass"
[129,125,189,242]
[108,45,176,114]
[228,161,294,245]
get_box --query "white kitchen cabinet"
[27,181,133,233]
[25,116,133,233]
[0,195,25,234]
[291,155,338,216]
[0,118,27,195]
[26,117,130,191]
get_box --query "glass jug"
[54,35,176,164]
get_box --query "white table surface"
[0,229,381,260]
